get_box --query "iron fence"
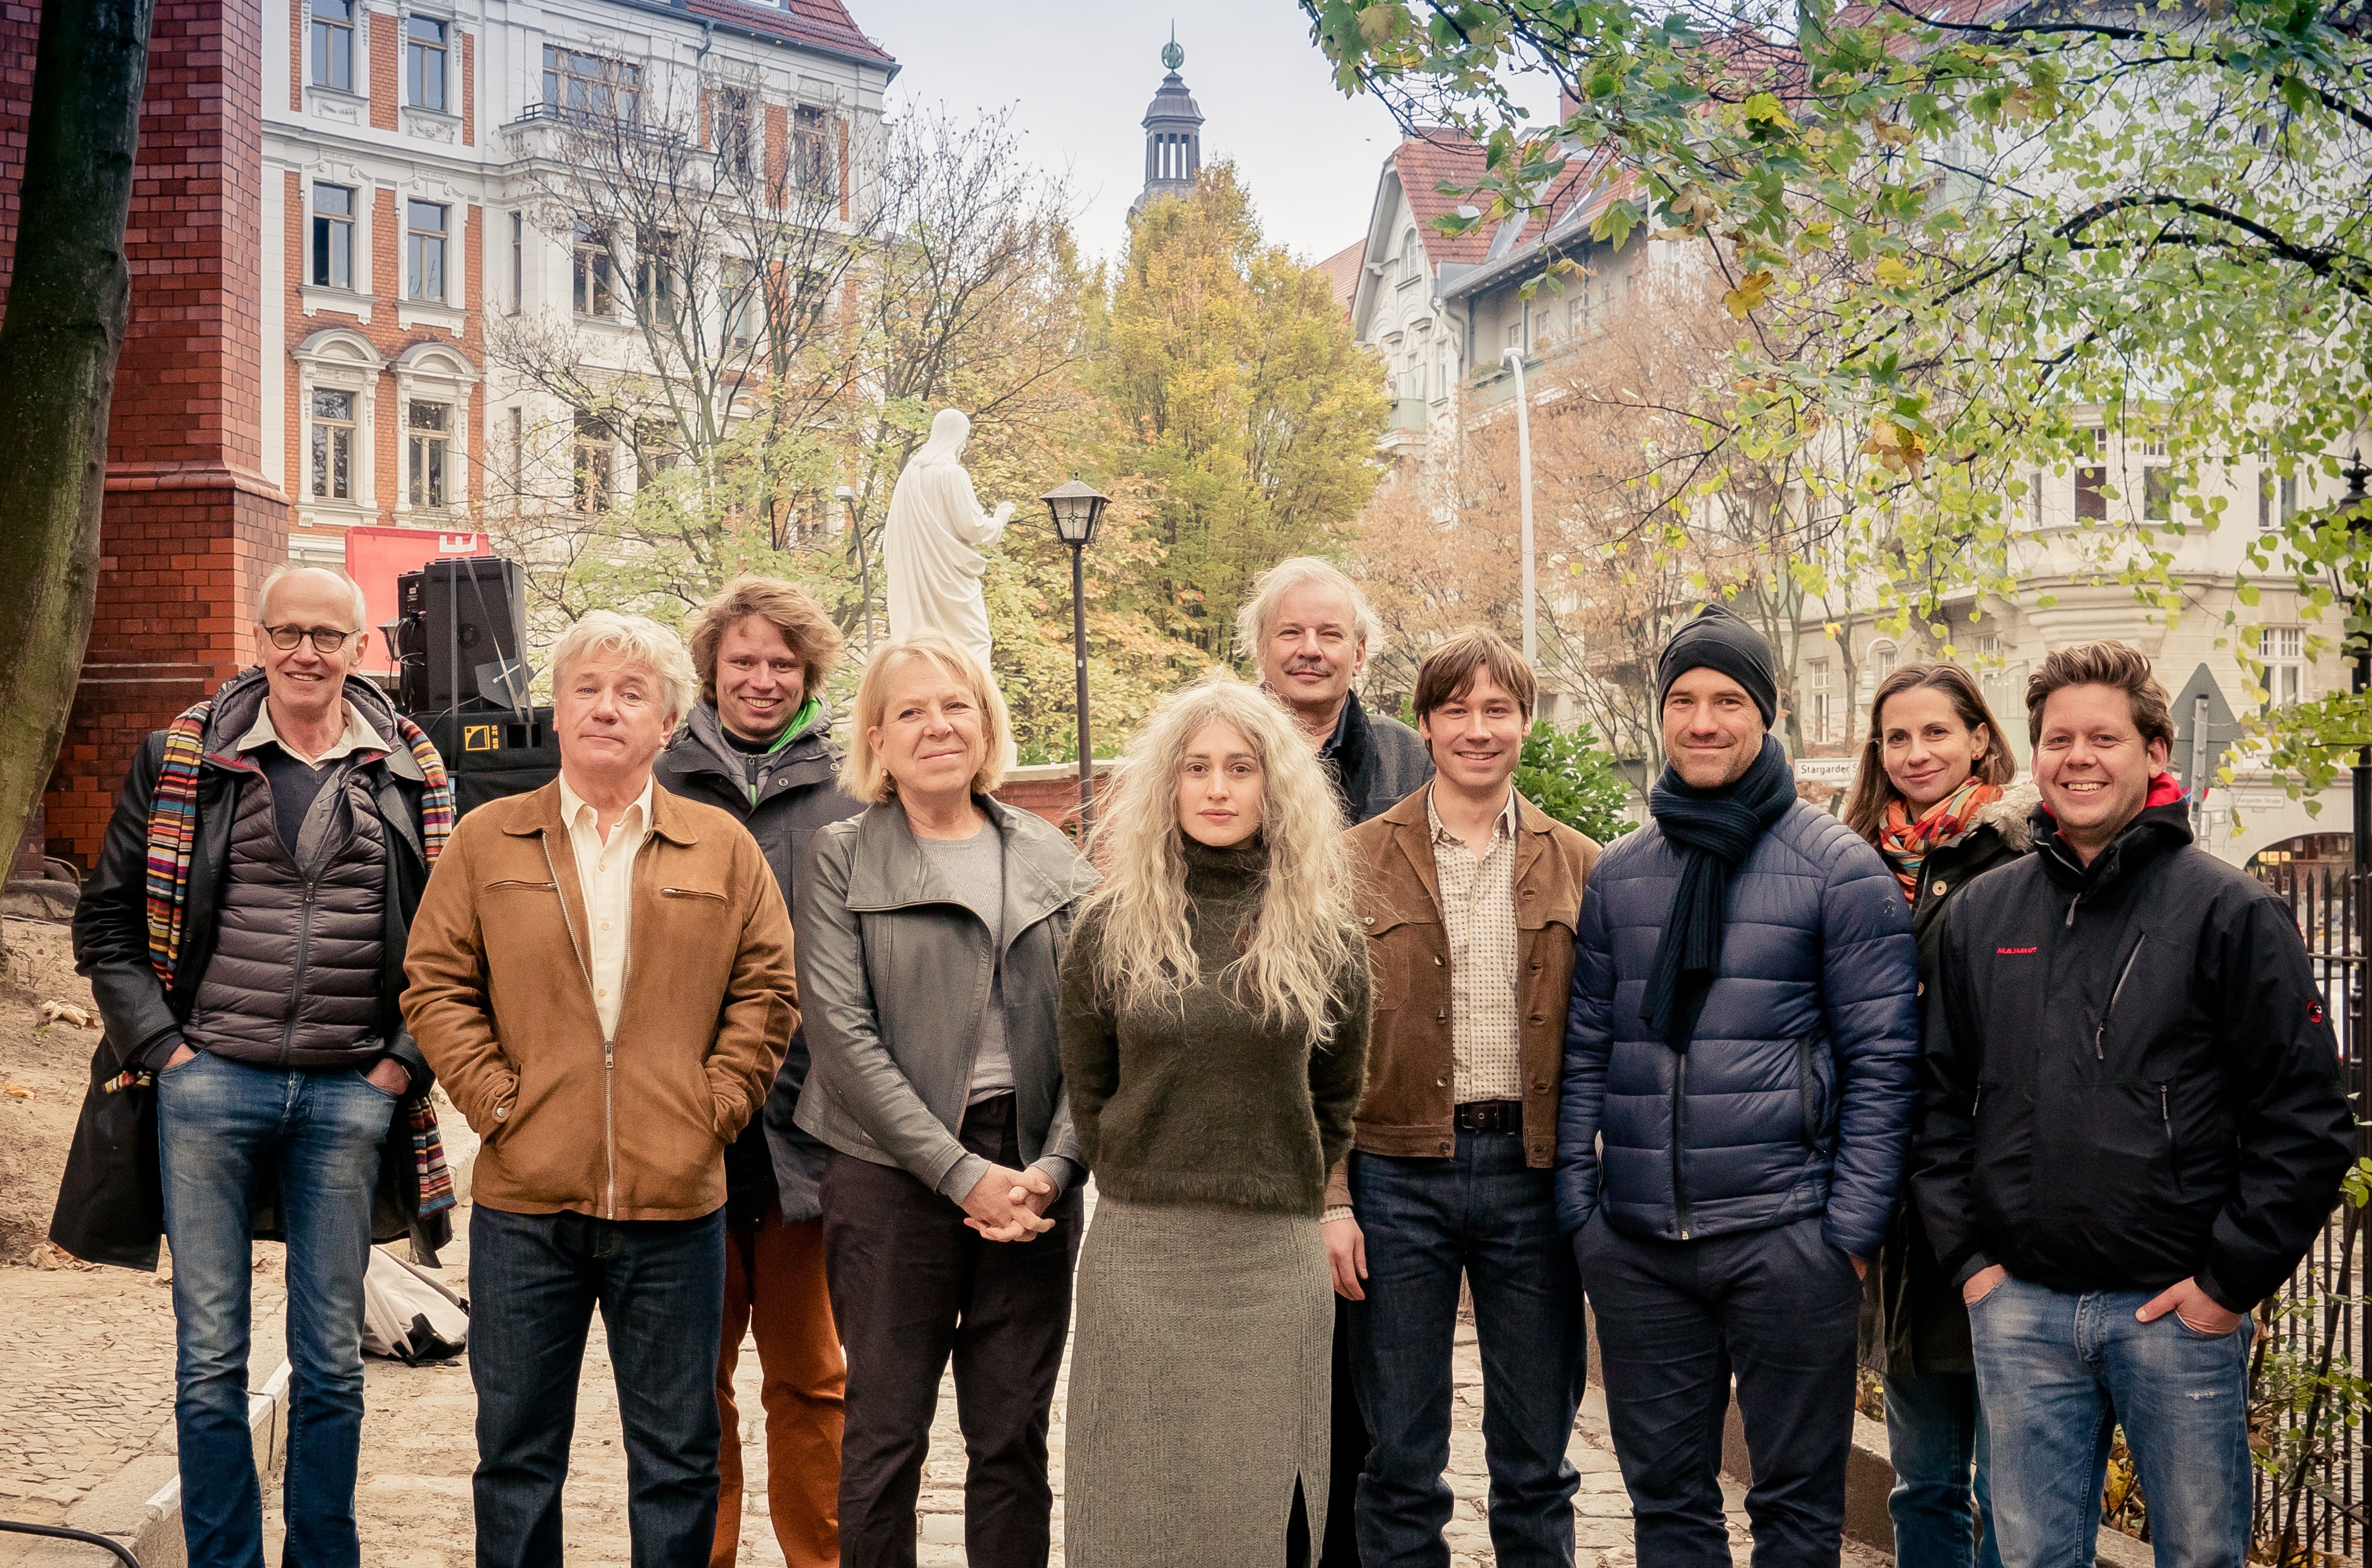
[2250,848,2368,1564]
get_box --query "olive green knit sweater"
[1059,835,1371,1217]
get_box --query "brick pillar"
[40,0,291,869]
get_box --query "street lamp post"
[1501,346,1537,665]
[1041,477,1110,829]
[834,483,871,653]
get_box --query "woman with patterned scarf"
[1842,661,2033,1568]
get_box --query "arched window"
[1401,228,1422,284]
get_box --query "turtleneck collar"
[1180,831,1268,903]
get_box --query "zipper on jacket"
[541,835,618,1219]
[280,876,320,1068]
[1671,1052,1692,1240]
[2065,892,2081,928]
[2094,936,2145,1060]
[2159,1082,2182,1193]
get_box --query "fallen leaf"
[37,1001,98,1031]
[3,1082,32,1098]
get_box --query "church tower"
[1132,29,1203,214]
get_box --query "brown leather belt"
[1453,1100,1524,1134]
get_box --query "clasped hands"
[961,1163,1058,1243]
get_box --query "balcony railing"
[504,100,685,148]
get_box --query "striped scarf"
[1878,776,2000,904]
[140,684,459,1217]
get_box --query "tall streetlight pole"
[834,483,871,654]
[1501,346,1537,664]
[1040,477,1110,830]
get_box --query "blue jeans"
[1884,1370,2001,1568]
[1968,1275,2252,1568]
[1348,1138,1586,1567]
[157,1051,395,1568]
[468,1204,726,1568]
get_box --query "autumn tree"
[1302,0,2371,789]
[0,0,158,907]
[1087,163,1392,668]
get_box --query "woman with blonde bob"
[1060,676,1372,1566]
[790,631,1097,1568]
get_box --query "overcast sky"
[863,2,1467,266]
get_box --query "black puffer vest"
[183,755,391,1070]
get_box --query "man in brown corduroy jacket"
[403,610,796,1568]
[1325,628,1600,1568]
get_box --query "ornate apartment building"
[262,0,895,568]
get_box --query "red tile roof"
[1391,130,1607,269]
[1315,238,1365,316]
[1389,131,1496,265]
[680,0,896,64]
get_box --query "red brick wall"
[993,768,1109,836]
[367,8,393,130]
[764,102,785,202]
[458,28,472,144]
[283,167,302,495]
[288,0,301,110]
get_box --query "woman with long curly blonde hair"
[1058,675,1371,1566]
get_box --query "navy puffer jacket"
[1557,799,1920,1261]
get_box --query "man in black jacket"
[1917,641,2352,1568]
[1239,556,1434,1567]
[655,574,861,1568]
[53,565,448,1568]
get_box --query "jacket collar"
[501,775,701,847]
[666,700,837,789]
[2035,795,2192,896]
[1378,785,1561,914]
[841,794,1093,946]
[198,667,424,783]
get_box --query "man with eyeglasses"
[54,564,457,1568]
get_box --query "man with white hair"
[404,609,798,1568]
[1240,557,1433,828]
[55,564,456,1568]
[1239,557,1434,1568]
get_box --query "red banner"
[344,526,490,675]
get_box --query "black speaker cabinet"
[398,557,527,716]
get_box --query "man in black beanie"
[1556,604,1920,1567]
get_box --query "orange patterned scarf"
[1878,777,2001,904]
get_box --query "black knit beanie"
[1656,603,1778,727]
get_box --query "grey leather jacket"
[792,795,1096,1196]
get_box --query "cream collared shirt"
[558,773,654,1042]
[1425,783,1525,1104]
[235,697,391,766]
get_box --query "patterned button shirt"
[1425,784,1524,1104]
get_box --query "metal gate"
[2250,838,2366,1564]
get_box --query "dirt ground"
[0,915,99,1265]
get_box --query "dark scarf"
[1641,735,1799,1052]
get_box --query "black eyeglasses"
[262,624,358,653]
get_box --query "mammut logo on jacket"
[1996,946,2038,955]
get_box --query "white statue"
[883,408,1013,676]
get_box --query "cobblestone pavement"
[0,1244,287,1548]
[299,1201,1884,1568]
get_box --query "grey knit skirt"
[1063,1195,1334,1567]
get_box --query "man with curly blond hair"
[658,576,861,1568]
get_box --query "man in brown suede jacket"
[404,610,796,1568]
[1326,628,1600,1567]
